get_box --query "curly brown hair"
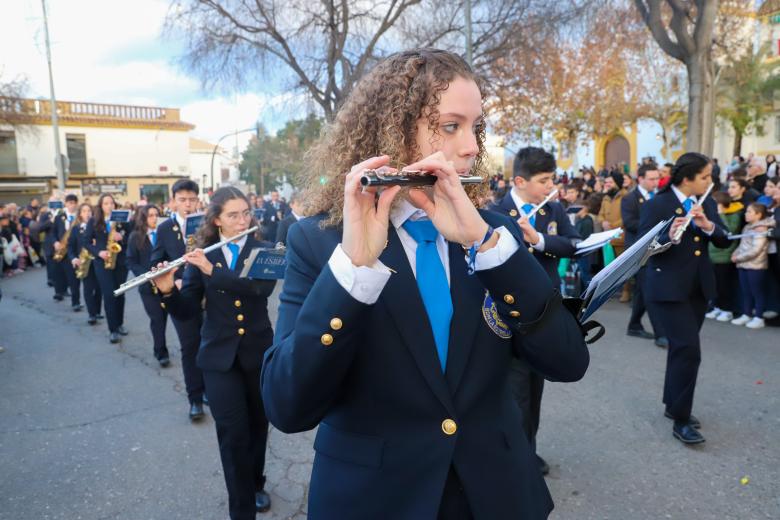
[299,48,490,227]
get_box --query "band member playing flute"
[153,187,277,519]
[261,48,589,519]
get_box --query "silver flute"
[360,169,484,187]
[671,183,715,243]
[113,226,258,297]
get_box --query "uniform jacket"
[164,235,276,372]
[127,231,158,295]
[150,217,187,280]
[261,210,589,520]
[638,188,730,302]
[732,217,774,270]
[66,222,87,262]
[597,189,626,249]
[275,213,298,245]
[39,211,57,256]
[53,211,77,243]
[490,192,580,284]
[84,218,132,268]
[620,188,650,247]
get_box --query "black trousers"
[139,289,169,360]
[437,467,474,520]
[170,314,205,404]
[82,268,102,317]
[628,267,665,337]
[93,261,128,333]
[649,298,707,422]
[712,262,739,313]
[52,257,67,296]
[62,261,81,306]
[508,357,544,449]
[203,358,269,520]
[44,251,56,285]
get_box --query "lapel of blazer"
[378,227,456,416]
[443,241,484,395]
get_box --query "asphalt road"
[1,266,778,519]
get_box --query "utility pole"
[464,0,473,66]
[41,0,65,192]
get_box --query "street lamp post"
[209,126,258,191]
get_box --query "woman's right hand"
[341,156,401,267]
[98,250,109,260]
[71,258,81,268]
[151,262,178,294]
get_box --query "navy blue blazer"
[150,217,187,280]
[491,192,580,284]
[261,211,589,520]
[66,222,87,262]
[84,218,132,268]
[163,235,277,372]
[39,211,57,255]
[53,212,77,243]
[620,188,648,247]
[638,188,730,302]
[127,231,158,296]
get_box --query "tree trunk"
[732,130,743,158]
[701,60,716,157]
[685,55,707,153]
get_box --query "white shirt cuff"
[473,226,520,271]
[531,234,545,251]
[327,244,391,305]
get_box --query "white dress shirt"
[220,234,248,268]
[637,185,652,200]
[328,198,520,304]
[510,188,546,252]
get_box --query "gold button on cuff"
[321,333,334,346]
[503,294,515,305]
[330,318,343,331]
[442,419,457,435]
[234,300,242,308]
[237,314,244,322]
[238,328,245,335]
[694,250,701,257]
[509,310,520,318]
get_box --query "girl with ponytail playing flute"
[152,187,277,519]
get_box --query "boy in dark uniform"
[53,194,83,311]
[491,146,580,474]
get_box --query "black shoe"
[96,314,105,320]
[87,316,98,325]
[47,281,54,287]
[72,304,84,312]
[202,394,209,407]
[536,454,550,476]
[117,326,129,336]
[53,294,64,301]
[627,328,654,340]
[189,402,205,421]
[673,421,705,444]
[109,332,121,344]
[655,337,669,348]
[665,410,701,429]
[158,356,170,368]
[255,490,271,513]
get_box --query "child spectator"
[706,191,742,321]
[730,203,775,329]
[574,197,601,291]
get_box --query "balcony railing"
[0,97,184,123]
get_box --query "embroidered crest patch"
[482,292,512,339]
[547,221,558,235]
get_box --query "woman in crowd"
[730,203,775,329]
[68,202,103,325]
[85,194,132,344]
[127,205,170,367]
[153,187,277,519]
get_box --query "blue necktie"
[683,198,693,212]
[648,191,654,199]
[521,203,536,227]
[106,221,111,233]
[150,231,157,247]
[68,215,74,223]
[402,220,453,372]
[227,243,240,270]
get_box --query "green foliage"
[239,114,324,193]
[717,43,780,155]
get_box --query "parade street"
[1,267,778,520]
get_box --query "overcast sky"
[2,0,302,151]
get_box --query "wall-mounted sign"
[81,180,128,196]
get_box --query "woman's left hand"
[405,152,488,246]
[185,248,213,276]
